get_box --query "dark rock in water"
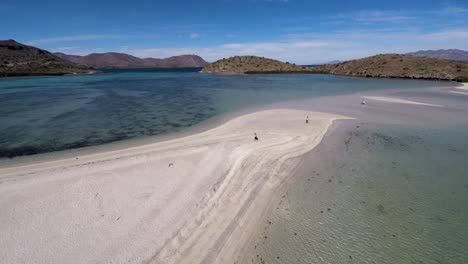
[377,204,386,214]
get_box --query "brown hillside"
[312,54,468,81]
[201,56,311,74]
[55,52,208,68]
[0,39,90,77]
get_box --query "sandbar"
[362,96,443,107]
[0,109,346,264]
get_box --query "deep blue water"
[0,69,450,157]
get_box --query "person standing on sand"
[306,116,309,124]
[254,133,258,141]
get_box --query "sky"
[2,0,468,64]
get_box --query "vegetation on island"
[201,56,313,74]
[0,39,91,77]
[311,54,468,81]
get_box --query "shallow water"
[0,69,450,157]
[243,101,468,263]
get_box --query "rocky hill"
[407,49,468,62]
[312,54,468,81]
[54,52,208,68]
[0,39,91,77]
[201,56,312,74]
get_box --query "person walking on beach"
[254,133,258,141]
[306,115,309,124]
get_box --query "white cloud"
[127,28,468,64]
[130,41,343,63]
[422,29,468,40]
[438,6,468,15]
[51,46,106,55]
[328,10,415,24]
[26,34,160,45]
[27,34,127,45]
[255,0,288,2]
[190,33,201,39]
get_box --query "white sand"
[450,91,468,95]
[362,96,443,107]
[452,83,468,93]
[456,83,468,91]
[0,109,346,264]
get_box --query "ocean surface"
[0,68,450,157]
[243,89,468,263]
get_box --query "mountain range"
[2,39,468,81]
[406,49,468,61]
[54,52,209,68]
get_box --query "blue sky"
[2,0,468,63]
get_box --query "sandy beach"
[362,96,443,107]
[450,83,468,95]
[0,109,345,264]
[457,83,468,91]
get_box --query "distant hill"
[0,39,91,77]
[201,56,312,74]
[54,52,209,68]
[407,49,468,62]
[312,54,468,81]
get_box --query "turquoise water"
[244,120,468,263]
[0,68,449,157]
[1,68,467,263]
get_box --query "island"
[200,55,313,74]
[311,54,468,81]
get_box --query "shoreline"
[1,82,467,263]
[0,79,459,167]
[0,100,292,168]
[0,108,348,264]
[454,82,468,91]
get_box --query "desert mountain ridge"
[406,49,468,62]
[0,39,91,77]
[54,52,209,68]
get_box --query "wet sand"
[241,85,468,263]
[456,83,468,91]
[362,96,443,107]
